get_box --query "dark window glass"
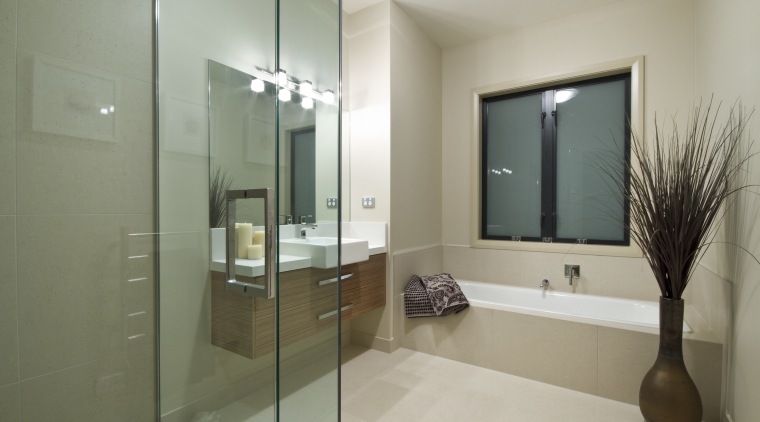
[481,73,630,245]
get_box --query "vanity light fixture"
[299,80,313,96]
[301,96,314,109]
[277,69,289,86]
[254,68,336,105]
[250,78,265,92]
[322,89,335,105]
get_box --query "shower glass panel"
[158,0,341,421]
[278,0,341,419]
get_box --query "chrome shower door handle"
[226,188,276,299]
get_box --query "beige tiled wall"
[395,247,723,419]
[0,0,16,46]
[492,311,598,394]
[17,0,152,83]
[387,246,443,349]
[402,309,724,421]
[0,384,21,421]
[0,0,156,420]
[444,245,663,301]
[0,43,15,215]
[0,217,18,388]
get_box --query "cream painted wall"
[345,1,393,344]
[347,2,392,224]
[695,0,760,419]
[442,0,697,248]
[439,0,704,306]
[346,1,442,348]
[389,1,443,252]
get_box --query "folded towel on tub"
[404,273,469,317]
[404,275,437,318]
[420,273,469,316]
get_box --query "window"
[481,73,630,245]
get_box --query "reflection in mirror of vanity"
[206,60,389,275]
[208,60,338,229]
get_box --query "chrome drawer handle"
[317,305,352,321]
[317,273,353,286]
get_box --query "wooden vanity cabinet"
[211,253,386,359]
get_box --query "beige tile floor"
[341,345,644,422]
[214,344,644,421]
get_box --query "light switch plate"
[362,196,375,208]
[326,197,338,208]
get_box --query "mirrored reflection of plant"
[210,166,233,228]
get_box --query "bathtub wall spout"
[565,264,580,286]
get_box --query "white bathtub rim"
[455,280,694,336]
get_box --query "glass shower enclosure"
[157,0,342,420]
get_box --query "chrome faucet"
[539,279,550,289]
[565,264,580,286]
[280,214,293,225]
[298,215,317,239]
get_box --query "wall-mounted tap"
[298,215,317,239]
[279,214,293,225]
[565,264,580,286]
[539,279,550,289]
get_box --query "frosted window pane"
[484,94,542,238]
[555,80,626,241]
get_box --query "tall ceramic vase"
[639,297,702,422]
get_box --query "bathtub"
[401,279,719,418]
[457,280,691,333]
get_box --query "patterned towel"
[404,273,469,317]
[419,273,469,316]
[404,275,437,318]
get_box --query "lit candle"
[237,223,253,259]
[247,244,263,260]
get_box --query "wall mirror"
[208,60,338,228]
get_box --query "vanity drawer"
[254,295,340,356]
[210,253,387,360]
[341,253,386,320]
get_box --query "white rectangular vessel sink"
[280,237,369,268]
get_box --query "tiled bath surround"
[389,245,726,421]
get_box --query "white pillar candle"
[253,231,265,254]
[237,223,253,259]
[247,244,263,260]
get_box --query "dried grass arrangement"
[605,100,755,299]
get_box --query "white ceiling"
[343,0,624,48]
